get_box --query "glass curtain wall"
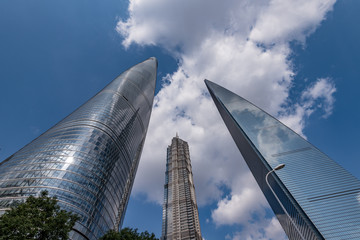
[205,79,360,240]
[0,57,157,240]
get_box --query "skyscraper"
[161,135,202,240]
[205,79,360,240]
[0,57,157,240]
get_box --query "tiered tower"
[161,135,202,240]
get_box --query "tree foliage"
[99,227,159,240]
[0,191,79,240]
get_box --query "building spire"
[176,132,179,138]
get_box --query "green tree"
[99,227,159,240]
[0,191,79,240]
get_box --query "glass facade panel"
[0,58,157,239]
[205,79,360,240]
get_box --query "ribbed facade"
[205,79,360,240]
[0,57,157,240]
[161,135,202,240]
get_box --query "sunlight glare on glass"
[66,156,74,164]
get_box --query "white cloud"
[279,77,336,136]
[117,0,265,53]
[278,104,308,137]
[210,174,288,240]
[301,77,336,118]
[228,217,288,240]
[211,173,267,226]
[249,0,336,44]
[117,0,336,239]
[265,217,289,240]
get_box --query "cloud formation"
[117,0,337,239]
[211,173,268,226]
[279,77,336,136]
[301,77,336,118]
[249,0,336,44]
[225,217,288,240]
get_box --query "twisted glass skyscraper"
[205,79,360,240]
[161,135,202,240]
[0,57,157,240]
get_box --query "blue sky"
[0,0,359,239]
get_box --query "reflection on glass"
[0,58,157,240]
[205,79,360,240]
